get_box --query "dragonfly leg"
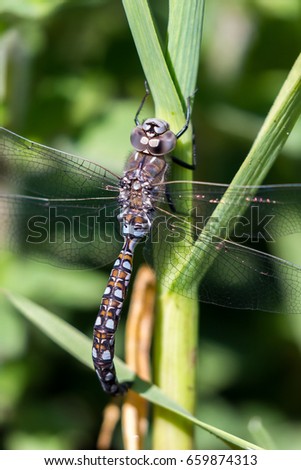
[134,81,150,126]
[171,130,196,171]
[175,94,193,139]
[172,93,197,170]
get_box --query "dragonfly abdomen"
[92,236,139,395]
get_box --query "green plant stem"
[153,290,199,449]
[122,0,203,449]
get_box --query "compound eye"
[148,130,177,156]
[130,127,148,151]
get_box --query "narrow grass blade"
[174,52,301,291]
[122,0,185,129]
[3,289,261,449]
[248,417,276,450]
[167,0,204,99]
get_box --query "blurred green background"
[1,0,301,450]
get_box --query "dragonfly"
[1,101,301,395]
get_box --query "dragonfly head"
[130,118,177,156]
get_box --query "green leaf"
[175,52,301,291]
[3,289,94,370]
[122,0,183,126]
[167,0,204,99]
[248,417,276,450]
[3,289,261,450]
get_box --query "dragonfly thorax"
[119,176,154,226]
[130,118,177,156]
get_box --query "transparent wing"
[0,127,119,198]
[144,186,301,313]
[0,194,122,268]
[156,181,301,241]
[0,127,122,267]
